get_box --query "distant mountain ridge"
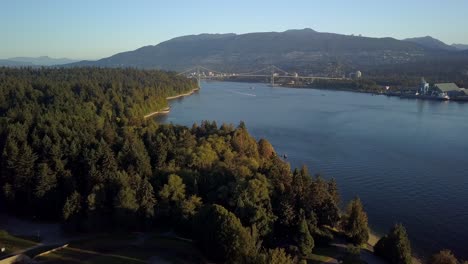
[403,36,457,51]
[64,29,468,83]
[69,28,434,72]
[451,43,468,50]
[1,56,79,66]
[0,59,34,66]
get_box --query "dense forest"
[0,67,463,263]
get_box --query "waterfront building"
[419,77,430,95]
[434,83,462,97]
[356,71,362,78]
[349,70,362,79]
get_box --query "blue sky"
[1,0,467,60]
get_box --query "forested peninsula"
[0,68,460,264]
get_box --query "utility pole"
[271,65,275,87]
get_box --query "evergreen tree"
[34,162,57,198]
[343,197,369,245]
[234,174,276,237]
[258,138,275,160]
[180,195,203,219]
[159,174,186,218]
[327,178,340,205]
[374,223,412,264]
[112,171,139,227]
[265,248,294,264]
[159,174,186,202]
[137,177,157,218]
[63,191,81,221]
[296,214,314,257]
[194,204,256,263]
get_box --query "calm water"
[157,81,468,258]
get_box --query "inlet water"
[157,81,468,258]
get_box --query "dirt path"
[327,235,388,264]
[360,249,388,264]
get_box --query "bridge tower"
[196,66,201,87]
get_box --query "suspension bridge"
[177,65,346,87]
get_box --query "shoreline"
[143,87,200,119]
[143,107,170,119]
[367,229,423,264]
[208,79,468,103]
[208,79,382,95]
[166,87,200,100]
[367,230,381,248]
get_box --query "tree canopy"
[342,197,369,245]
[0,67,456,262]
[375,223,412,264]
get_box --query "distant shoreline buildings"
[348,70,362,79]
[414,77,467,100]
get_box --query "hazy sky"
[2,0,467,60]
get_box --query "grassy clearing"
[0,230,38,256]
[36,245,149,264]
[141,235,204,263]
[36,233,204,264]
[307,246,344,264]
[69,233,137,252]
[23,244,64,258]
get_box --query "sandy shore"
[143,107,170,119]
[143,88,199,119]
[368,231,381,247]
[166,88,200,100]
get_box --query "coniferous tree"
[180,195,203,220]
[296,212,314,257]
[137,177,157,219]
[343,197,369,245]
[234,174,276,237]
[159,174,186,202]
[264,248,294,264]
[375,223,412,264]
[63,191,81,221]
[194,204,256,263]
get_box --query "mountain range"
[0,56,78,66]
[403,36,468,51]
[403,36,457,51]
[451,43,468,50]
[70,29,428,71]
[68,29,468,79]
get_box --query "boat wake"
[229,90,256,97]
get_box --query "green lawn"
[307,246,344,264]
[37,247,148,264]
[36,233,204,264]
[0,230,38,256]
[69,233,137,252]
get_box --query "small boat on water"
[249,86,255,89]
[283,154,288,159]
[437,94,450,100]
